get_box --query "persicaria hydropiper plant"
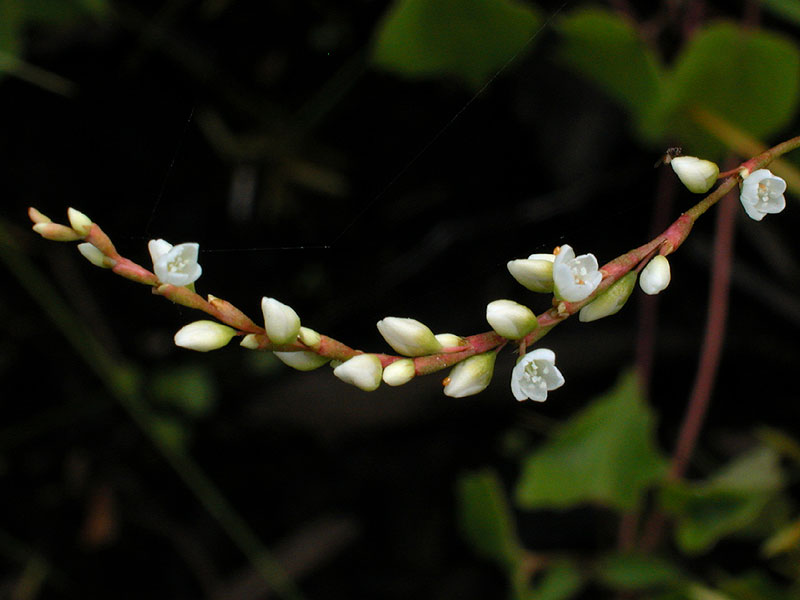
[29,139,797,401]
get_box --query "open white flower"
[511,348,565,402]
[740,169,787,221]
[552,245,602,303]
[148,239,202,286]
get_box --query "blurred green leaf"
[762,0,800,26]
[515,371,666,511]
[371,0,541,89]
[660,446,783,554]
[524,559,584,600]
[151,364,217,419]
[667,22,800,157]
[555,8,664,127]
[457,469,522,570]
[595,553,684,591]
[717,570,794,600]
[0,0,24,57]
[151,415,190,452]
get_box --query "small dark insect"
[654,147,683,168]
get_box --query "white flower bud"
[67,207,93,236]
[382,358,416,386]
[174,320,236,352]
[333,354,383,391]
[77,242,113,268]
[485,299,538,340]
[148,239,202,287]
[274,350,329,371]
[261,297,301,345]
[376,317,443,356]
[670,156,719,194]
[639,255,671,295]
[28,207,52,224]
[32,222,82,241]
[434,333,466,348]
[579,272,637,322]
[507,253,555,293]
[240,334,260,349]
[443,352,497,398]
[298,326,322,350]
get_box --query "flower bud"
[443,351,497,398]
[670,156,719,194]
[333,354,383,391]
[240,334,260,349]
[261,297,301,345]
[485,300,538,340]
[507,254,555,293]
[28,207,52,224]
[274,350,329,371]
[77,242,114,268]
[579,272,637,322]
[298,326,322,350]
[174,320,236,352]
[382,358,416,386]
[376,317,443,356]
[434,333,466,348]
[32,222,83,242]
[67,207,93,236]
[639,255,671,295]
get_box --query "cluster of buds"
[27,145,790,404]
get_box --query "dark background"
[2,1,800,598]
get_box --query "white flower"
[443,352,497,398]
[670,156,719,194]
[376,317,442,356]
[261,297,301,345]
[274,350,330,371]
[511,348,565,402]
[507,253,555,293]
[639,255,671,295]
[485,299,538,339]
[552,245,602,303]
[740,169,787,221]
[148,239,202,286]
[579,272,637,322]
[174,320,236,352]
[382,358,416,386]
[333,354,383,391]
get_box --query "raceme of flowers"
[27,151,791,403]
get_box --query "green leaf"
[718,570,794,600]
[371,0,541,89]
[660,446,783,554]
[555,8,664,126]
[151,365,217,419]
[457,469,522,570]
[524,560,584,600]
[595,553,684,591]
[665,22,800,157]
[516,371,666,511]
